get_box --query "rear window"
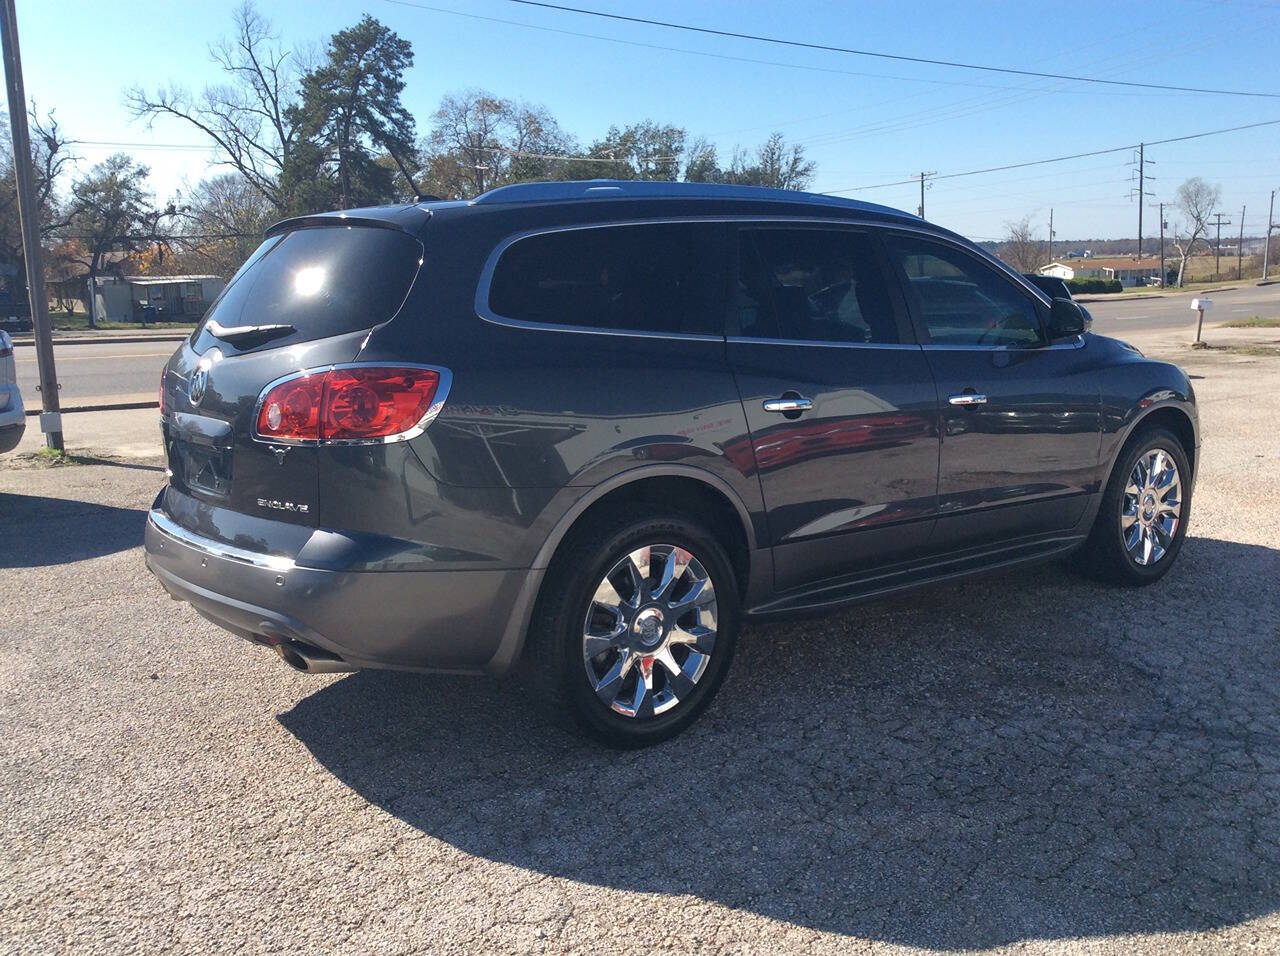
[193,226,422,348]
[486,222,725,336]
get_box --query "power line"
[824,118,1280,194]
[501,0,1280,99]
[75,139,211,151]
[382,0,1196,100]
[382,0,1269,170]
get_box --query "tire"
[529,504,741,748]
[1076,425,1192,586]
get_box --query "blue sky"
[12,0,1280,242]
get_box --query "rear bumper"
[144,506,542,676]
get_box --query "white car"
[0,330,25,453]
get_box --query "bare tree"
[998,215,1047,273]
[173,172,275,277]
[422,90,508,198]
[126,2,299,212]
[0,108,75,289]
[421,90,574,198]
[1171,177,1221,287]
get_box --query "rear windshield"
[192,225,422,350]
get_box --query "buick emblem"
[188,366,208,405]
[188,350,220,406]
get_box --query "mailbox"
[1190,298,1213,311]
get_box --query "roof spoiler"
[264,207,432,239]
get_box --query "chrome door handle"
[948,392,988,406]
[763,396,813,414]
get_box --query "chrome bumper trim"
[147,509,297,572]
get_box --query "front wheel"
[1077,426,1192,585]
[530,507,740,748]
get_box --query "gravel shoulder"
[3,333,1279,954]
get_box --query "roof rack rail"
[470,179,917,218]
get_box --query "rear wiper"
[205,319,297,347]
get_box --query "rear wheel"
[531,506,740,748]
[1077,426,1191,585]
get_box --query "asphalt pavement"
[4,329,1280,953]
[13,338,177,407]
[1084,283,1280,335]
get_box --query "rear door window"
[736,228,902,344]
[486,222,726,336]
[193,226,423,350]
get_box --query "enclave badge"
[257,498,309,514]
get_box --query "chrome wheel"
[582,544,718,719]
[1122,448,1182,566]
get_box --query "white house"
[1039,258,1163,288]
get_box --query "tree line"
[0,3,818,325]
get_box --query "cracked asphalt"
[3,333,1280,954]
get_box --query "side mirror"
[1047,297,1086,339]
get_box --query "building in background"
[91,274,226,323]
[1039,257,1163,287]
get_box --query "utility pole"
[1047,208,1055,263]
[1210,212,1232,280]
[0,0,61,451]
[1265,189,1276,281]
[1238,204,1246,280]
[917,171,935,219]
[1158,202,1167,287]
[1129,143,1154,260]
[1136,144,1144,259]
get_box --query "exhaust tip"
[275,642,309,671]
[273,640,357,674]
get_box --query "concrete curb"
[1076,285,1241,304]
[12,334,188,346]
[25,400,159,416]
[1076,293,1164,303]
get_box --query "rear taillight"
[255,365,446,444]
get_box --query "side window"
[736,228,900,344]
[886,235,1045,346]
[487,222,725,335]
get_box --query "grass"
[1221,345,1280,357]
[13,448,129,468]
[29,447,78,466]
[1220,316,1280,328]
[48,311,197,332]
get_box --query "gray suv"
[146,181,1198,746]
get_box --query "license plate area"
[168,437,234,499]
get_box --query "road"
[11,284,1280,409]
[1085,283,1280,335]
[13,338,177,407]
[4,327,1280,953]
